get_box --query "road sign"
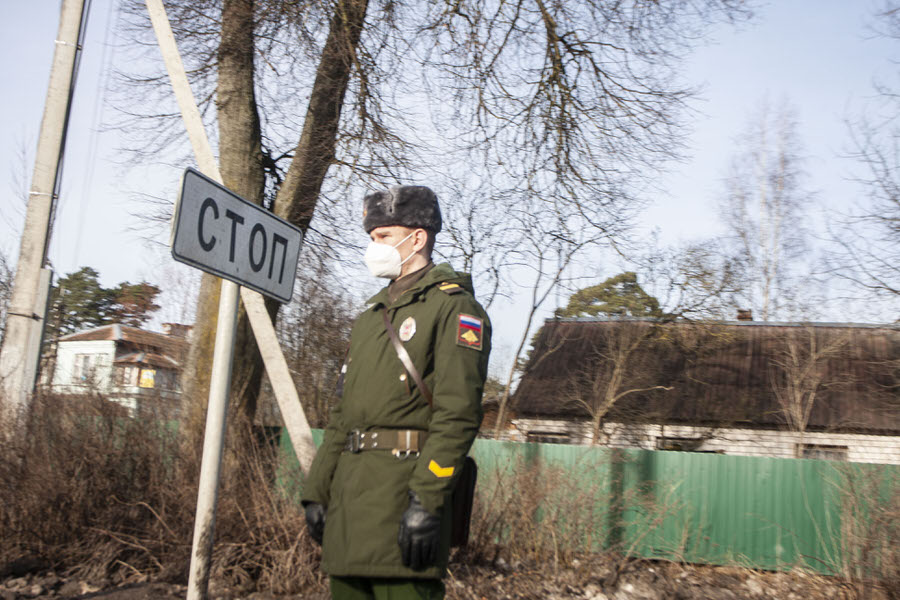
[171,168,303,303]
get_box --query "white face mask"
[364,231,415,279]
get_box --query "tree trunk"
[272,0,370,228]
[181,0,370,439]
[182,0,266,439]
[591,411,603,446]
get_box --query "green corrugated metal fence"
[279,431,898,575]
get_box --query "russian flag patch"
[456,313,483,350]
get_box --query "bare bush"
[0,391,324,594]
[0,248,12,347]
[3,394,896,599]
[833,464,900,599]
[462,455,603,570]
[460,449,682,579]
[0,392,185,580]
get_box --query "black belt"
[344,429,428,455]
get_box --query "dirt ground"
[1,556,885,600]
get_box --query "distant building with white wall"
[48,323,189,417]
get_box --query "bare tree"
[491,200,605,438]
[575,320,672,444]
[1,139,31,346]
[271,259,356,429]
[520,257,744,444]
[114,0,753,435]
[116,0,373,437]
[3,138,31,238]
[433,177,517,310]
[556,266,737,444]
[0,249,13,347]
[147,259,201,328]
[641,238,746,320]
[768,326,850,457]
[825,2,900,310]
[719,99,813,321]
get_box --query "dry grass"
[457,450,677,579]
[2,395,897,600]
[833,465,900,600]
[459,449,899,600]
[0,392,324,594]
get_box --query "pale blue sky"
[650,0,895,239]
[0,1,896,370]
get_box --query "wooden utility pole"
[0,0,88,420]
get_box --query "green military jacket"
[301,263,491,579]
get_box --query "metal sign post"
[186,278,239,599]
[169,169,304,600]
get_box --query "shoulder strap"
[438,282,464,295]
[382,309,434,409]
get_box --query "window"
[154,369,177,391]
[138,369,156,389]
[72,354,95,383]
[801,444,848,461]
[657,436,705,452]
[526,431,572,445]
[115,366,137,387]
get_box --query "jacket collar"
[367,262,473,309]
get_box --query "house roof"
[60,324,188,367]
[512,318,900,435]
[114,351,180,369]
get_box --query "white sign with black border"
[171,168,302,303]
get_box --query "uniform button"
[399,373,407,381]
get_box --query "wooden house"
[507,317,900,464]
[48,323,189,416]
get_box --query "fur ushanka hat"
[362,185,442,233]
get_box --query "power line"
[70,0,119,272]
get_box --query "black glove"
[398,491,441,570]
[303,502,326,545]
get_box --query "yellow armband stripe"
[428,460,454,478]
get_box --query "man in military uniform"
[301,185,491,600]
